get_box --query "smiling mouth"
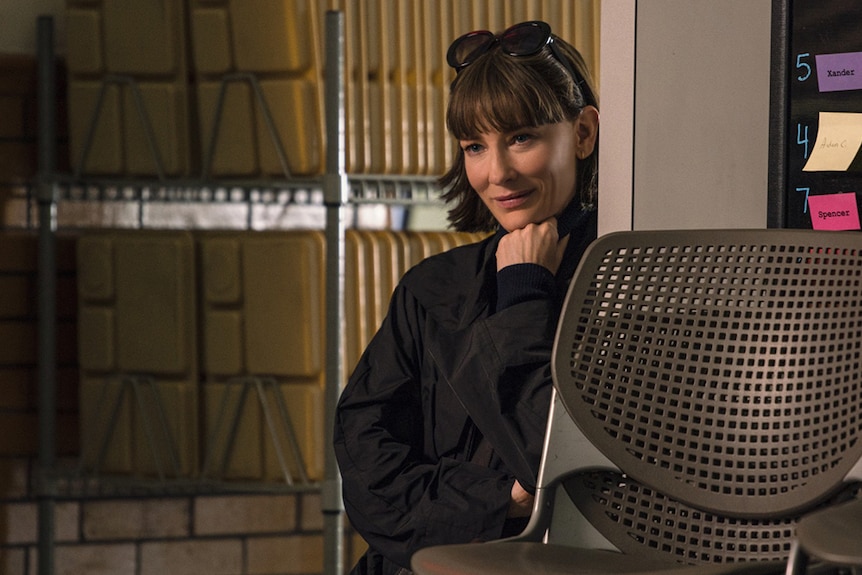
[494,190,533,209]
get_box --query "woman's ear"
[575,105,599,158]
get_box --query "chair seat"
[412,543,787,575]
[795,497,862,567]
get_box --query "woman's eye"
[512,133,534,144]
[462,143,483,154]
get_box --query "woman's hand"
[496,217,569,274]
[507,480,534,518]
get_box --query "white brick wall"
[194,494,297,536]
[83,499,190,540]
[140,539,244,575]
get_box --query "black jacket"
[333,206,597,574]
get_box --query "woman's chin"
[496,212,546,232]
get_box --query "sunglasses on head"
[446,20,583,87]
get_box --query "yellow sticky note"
[803,111,862,172]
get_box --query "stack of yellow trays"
[197,230,327,483]
[190,0,326,177]
[65,1,194,176]
[77,231,199,477]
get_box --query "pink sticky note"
[808,193,861,231]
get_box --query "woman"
[333,20,599,575]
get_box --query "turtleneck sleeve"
[495,263,556,311]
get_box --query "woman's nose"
[488,149,516,185]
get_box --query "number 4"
[797,124,809,159]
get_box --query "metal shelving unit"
[35,10,444,575]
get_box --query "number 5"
[796,53,811,82]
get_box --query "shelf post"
[36,14,57,575]
[323,10,348,575]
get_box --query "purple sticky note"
[808,193,861,231]
[816,52,862,92]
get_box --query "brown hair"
[439,34,599,232]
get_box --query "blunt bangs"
[446,50,577,140]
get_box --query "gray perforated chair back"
[552,228,862,563]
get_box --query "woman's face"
[459,118,585,232]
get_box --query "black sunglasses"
[446,20,583,87]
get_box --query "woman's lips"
[494,190,533,209]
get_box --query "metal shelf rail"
[35,10,443,575]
